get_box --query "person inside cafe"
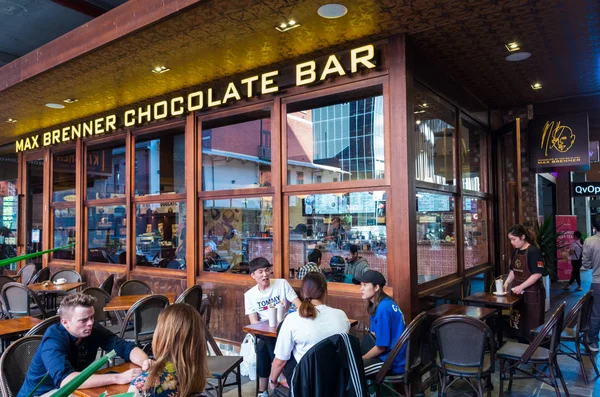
[129,303,210,397]
[356,270,406,377]
[18,293,152,397]
[345,244,371,278]
[324,216,345,243]
[296,249,323,280]
[269,272,350,391]
[244,257,302,397]
[503,224,545,342]
[563,230,584,292]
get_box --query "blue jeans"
[588,283,600,343]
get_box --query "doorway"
[25,156,45,270]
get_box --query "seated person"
[296,249,322,280]
[345,244,370,278]
[324,216,345,242]
[244,257,301,397]
[129,304,210,397]
[18,293,151,397]
[269,272,350,391]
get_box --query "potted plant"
[533,216,566,311]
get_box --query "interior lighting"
[531,82,542,90]
[63,98,78,103]
[505,52,531,62]
[5,118,16,123]
[505,42,520,52]
[416,120,421,125]
[276,20,300,32]
[318,4,348,19]
[152,66,170,74]
[45,103,65,109]
[414,110,426,114]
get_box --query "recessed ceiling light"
[318,4,348,19]
[414,110,426,114]
[505,52,531,62]
[152,66,170,74]
[46,103,65,109]
[276,20,300,32]
[416,120,421,125]
[531,82,542,90]
[505,42,520,52]
[63,98,78,103]
[5,118,17,123]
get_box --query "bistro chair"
[0,276,14,319]
[203,320,243,397]
[28,267,50,285]
[497,302,568,397]
[51,269,82,283]
[82,287,113,325]
[370,311,427,396]
[0,335,42,397]
[1,282,47,319]
[100,274,115,296]
[14,264,36,285]
[25,315,60,336]
[118,279,152,296]
[119,295,169,352]
[530,291,599,384]
[431,315,495,397]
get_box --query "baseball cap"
[353,270,386,287]
[249,257,272,274]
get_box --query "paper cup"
[495,280,504,294]
[268,306,277,327]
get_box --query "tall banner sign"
[556,215,578,281]
[528,113,590,171]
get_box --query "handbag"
[239,333,257,380]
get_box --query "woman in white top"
[564,231,584,291]
[269,272,350,391]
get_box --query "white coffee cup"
[268,306,277,327]
[495,280,504,294]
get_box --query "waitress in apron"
[503,224,546,341]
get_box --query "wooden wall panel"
[130,273,186,296]
[82,267,127,296]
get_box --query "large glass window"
[86,143,126,200]
[135,130,185,196]
[287,88,384,185]
[52,152,76,202]
[464,197,488,269]
[202,197,273,273]
[87,205,127,263]
[0,151,18,269]
[414,84,457,186]
[135,202,186,269]
[53,208,76,260]
[288,191,387,282]
[416,191,457,283]
[461,117,486,191]
[202,109,272,191]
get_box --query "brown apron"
[509,248,545,340]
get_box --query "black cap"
[249,257,272,274]
[353,270,386,287]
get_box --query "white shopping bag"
[239,333,256,380]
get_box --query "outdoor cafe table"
[103,292,177,312]
[0,316,42,349]
[74,362,138,397]
[463,292,523,346]
[425,304,497,321]
[243,318,359,338]
[29,281,87,309]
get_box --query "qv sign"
[573,182,600,196]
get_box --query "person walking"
[563,231,583,292]
[583,218,600,351]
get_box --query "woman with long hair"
[128,304,210,397]
[356,270,406,377]
[563,230,584,291]
[268,272,349,391]
[504,224,546,341]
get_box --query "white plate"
[493,291,508,296]
[53,279,67,285]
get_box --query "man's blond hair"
[57,293,96,319]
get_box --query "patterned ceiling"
[0,0,598,145]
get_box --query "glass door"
[25,157,45,269]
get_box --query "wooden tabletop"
[104,292,177,312]
[463,292,523,308]
[425,304,497,321]
[0,316,42,338]
[243,318,359,338]
[29,282,86,292]
[74,362,139,397]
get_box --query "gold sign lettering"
[540,121,576,156]
[296,60,316,86]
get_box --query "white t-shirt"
[244,279,298,321]
[274,304,350,363]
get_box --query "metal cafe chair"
[497,302,568,397]
[99,274,115,296]
[175,284,212,327]
[25,315,60,336]
[431,315,495,397]
[118,279,152,296]
[14,264,36,285]
[51,269,82,283]
[82,287,112,326]
[0,335,42,397]
[1,282,47,319]
[28,267,50,285]
[119,295,169,353]
[203,320,243,397]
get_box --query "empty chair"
[100,274,115,296]
[28,267,50,285]
[204,320,243,397]
[175,285,203,312]
[1,282,47,319]
[82,287,112,325]
[431,315,495,397]
[0,276,15,293]
[119,295,169,351]
[15,264,36,285]
[25,315,60,336]
[51,270,82,283]
[0,335,42,397]
[497,302,568,397]
[118,280,152,296]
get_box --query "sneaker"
[589,342,599,352]
[562,284,571,290]
[576,286,583,291]
[258,391,270,397]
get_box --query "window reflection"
[86,143,126,200]
[464,197,488,269]
[0,152,18,269]
[53,208,75,260]
[203,197,273,273]
[135,131,185,196]
[135,202,186,269]
[461,117,485,191]
[288,191,387,282]
[53,152,76,202]
[87,205,126,264]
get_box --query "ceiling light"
[276,20,300,32]
[531,82,542,90]
[63,98,78,103]
[46,103,65,109]
[5,118,16,123]
[414,110,426,114]
[318,4,348,19]
[505,42,520,52]
[416,120,421,125]
[152,66,170,74]
[505,52,531,62]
